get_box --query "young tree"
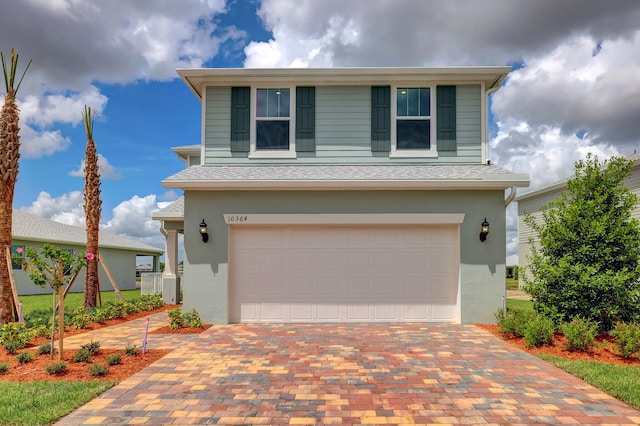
[82,106,102,308]
[524,154,640,330]
[16,244,86,360]
[0,49,31,324]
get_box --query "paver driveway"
[57,315,640,425]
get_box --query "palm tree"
[0,49,30,324]
[82,106,102,308]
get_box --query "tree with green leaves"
[524,154,640,330]
[16,244,86,359]
[0,48,31,324]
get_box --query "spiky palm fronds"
[82,106,102,309]
[0,48,30,324]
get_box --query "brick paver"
[56,317,640,425]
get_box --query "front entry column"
[162,228,181,305]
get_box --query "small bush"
[124,344,140,356]
[28,324,50,340]
[0,322,31,354]
[561,317,598,351]
[16,351,34,364]
[168,308,184,330]
[106,353,122,366]
[45,361,67,375]
[183,307,203,328]
[140,294,165,310]
[69,307,92,330]
[495,308,533,337]
[90,307,110,323]
[0,362,10,374]
[610,322,640,359]
[37,343,56,356]
[80,341,101,355]
[23,308,53,329]
[523,314,555,348]
[71,348,91,363]
[88,363,109,377]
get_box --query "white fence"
[140,272,182,295]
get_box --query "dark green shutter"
[436,85,456,151]
[296,86,315,152]
[230,87,250,152]
[371,86,391,152]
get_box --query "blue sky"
[2,0,640,263]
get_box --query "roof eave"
[162,176,530,191]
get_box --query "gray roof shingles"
[12,210,163,254]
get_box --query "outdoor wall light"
[479,218,490,242]
[199,219,209,243]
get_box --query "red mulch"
[149,324,212,335]
[0,305,210,382]
[477,324,640,366]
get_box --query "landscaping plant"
[610,322,640,359]
[15,351,33,364]
[494,308,533,337]
[0,362,10,374]
[524,154,640,330]
[45,361,67,375]
[16,244,87,359]
[168,307,185,330]
[88,363,108,377]
[561,317,598,352]
[0,322,31,354]
[523,314,555,348]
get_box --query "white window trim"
[390,85,438,158]
[249,85,297,159]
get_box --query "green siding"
[202,84,483,164]
[204,87,232,163]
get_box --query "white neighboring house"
[11,210,163,295]
[516,152,640,287]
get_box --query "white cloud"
[68,154,124,180]
[19,126,72,158]
[21,191,168,249]
[21,191,85,226]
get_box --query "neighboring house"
[153,67,529,325]
[12,210,163,295]
[516,152,640,288]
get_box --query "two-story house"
[153,67,529,325]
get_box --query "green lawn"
[506,277,519,289]
[0,381,116,425]
[506,298,534,312]
[538,354,640,410]
[19,289,141,317]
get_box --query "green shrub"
[69,307,92,330]
[106,353,122,366]
[28,324,50,340]
[0,362,10,374]
[124,344,140,356]
[80,341,101,355]
[0,322,31,354]
[168,308,184,330]
[140,294,165,310]
[610,322,640,359]
[45,361,67,375]
[24,308,53,329]
[88,363,109,377]
[523,314,555,347]
[495,308,533,337]
[183,307,203,328]
[16,351,34,364]
[37,343,56,356]
[71,349,91,363]
[89,307,110,323]
[561,317,598,351]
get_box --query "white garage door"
[229,225,460,323]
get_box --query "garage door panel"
[230,225,459,323]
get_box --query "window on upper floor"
[391,86,437,157]
[256,88,290,150]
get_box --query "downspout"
[505,186,517,207]
[159,221,168,238]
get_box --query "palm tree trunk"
[83,130,101,309]
[0,88,19,324]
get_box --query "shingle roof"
[152,197,184,220]
[12,210,163,254]
[162,164,530,191]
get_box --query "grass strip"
[0,381,115,425]
[538,354,640,410]
[19,289,141,317]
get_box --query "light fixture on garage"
[479,218,490,242]
[199,219,209,243]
